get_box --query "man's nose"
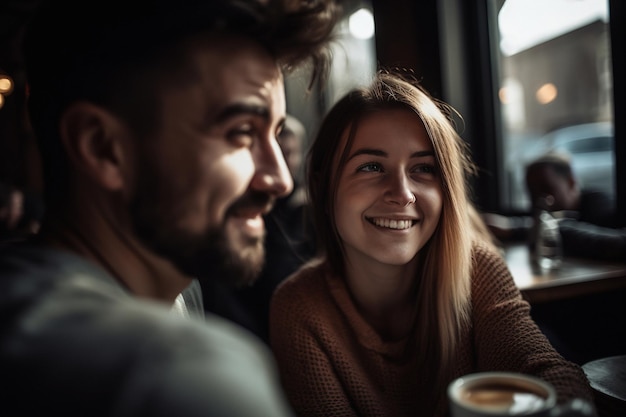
[250,138,294,198]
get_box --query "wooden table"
[502,243,626,303]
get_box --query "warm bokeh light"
[499,87,509,104]
[536,83,558,104]
[349,8,375,40]
[0,94,4,109]
[0,76,13,94]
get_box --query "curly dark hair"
[22,0,340,204]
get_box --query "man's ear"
[59,102,130,191]
[566,172,578,190]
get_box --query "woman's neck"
[343,255,419,341]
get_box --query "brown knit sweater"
[269,242,594,417]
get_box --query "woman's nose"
[250,138,294,198]
[384,173,416,206]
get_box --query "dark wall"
[531,289,626,365]
[371,0,443,98]
[0,1,43,194]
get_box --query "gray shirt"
[0,243,294,417]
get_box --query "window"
[284,0,376,149]
[489,0,614,211]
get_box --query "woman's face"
[333,109,443,268]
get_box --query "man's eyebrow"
[214,103,270,123]
[347,148,434,161]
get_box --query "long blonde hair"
[307,69,475,395]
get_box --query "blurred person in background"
[484,151,625,262]
[269,70,594,417]
[0,182,24,236]
[0,0,339,416]
[0,181,43,245]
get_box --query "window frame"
[438,0,625,223]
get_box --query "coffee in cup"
[448,372,596,417]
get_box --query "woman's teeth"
[369,218,413,230]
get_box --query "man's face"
[526,165,576,211]
[130,37,292,287]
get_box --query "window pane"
[491,0,614,212]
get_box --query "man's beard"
[129,175,271,289]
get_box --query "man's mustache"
[226,191,275,218]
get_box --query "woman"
[269,70,593,417]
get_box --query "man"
[203,114,316,342]
[0,182,43,245]
[0,0,338,415]
[525,152,625,262]
[0,182,23,237]
[484,151,625,262]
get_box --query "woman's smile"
[366,217,418,230]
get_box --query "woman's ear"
[59,102,130,191]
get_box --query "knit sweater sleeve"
[269,265,358,417]
[469,242,594,404]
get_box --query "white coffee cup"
[447,372,596,417]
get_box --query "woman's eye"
[412,164,437,174]
[357,162,382,172]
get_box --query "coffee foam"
[461,384,548,414]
